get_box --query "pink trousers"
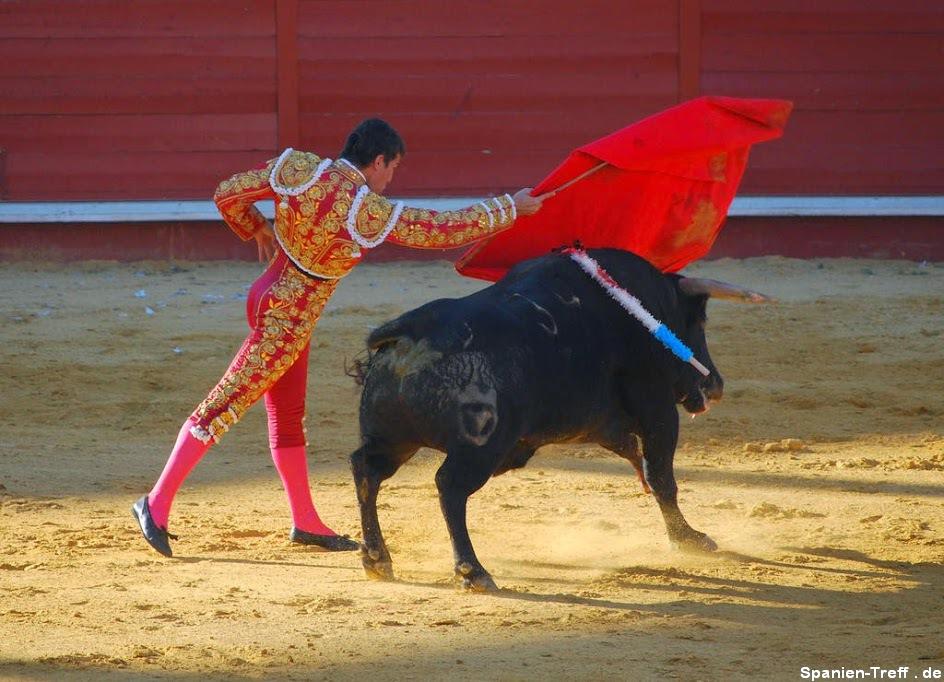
[190,251,338,447]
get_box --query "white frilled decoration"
[269,147,517,257]
[345,185,405,254]
[269,147,333,209]
[565,247,710,377]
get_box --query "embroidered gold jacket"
[213,149,517,279]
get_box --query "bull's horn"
[679,277,775,303]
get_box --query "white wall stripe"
[1,196,942,224]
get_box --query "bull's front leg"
[596,426,650,494]
[640,406,717,553]
[435,451,499,593]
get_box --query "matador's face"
[365,154,401,194]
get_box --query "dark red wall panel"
[0,0,940,228]
[700,1,944,34]
[701,0,944,195]
[0,0,275,38]
[296,0,680,197]
[0,0,278,200]
[711,217,944,261]
[5,151,271,200]
[0,222,257,261]
[1,114,276,154]
[2,113,276,199]
[296,0,676,36]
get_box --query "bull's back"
[360,257,627,448]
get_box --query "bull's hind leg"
[350,438,417,581]
[435,447,503,593]
[638,405,717,553]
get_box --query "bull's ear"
[679,277,776,303]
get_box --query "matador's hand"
[512,188,550,217]
[254,224,276,262]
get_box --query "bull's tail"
[349,318,412,387]
[345,348,373,387]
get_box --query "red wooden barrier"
[1,218,941,263]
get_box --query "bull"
[349,248,770,591]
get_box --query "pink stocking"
[147,418,210,528]
[270,446,335,535]
[264,343,337,536]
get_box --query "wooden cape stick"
[542,161,608,198]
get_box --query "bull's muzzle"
[681,387,709,415]
[681,373,723,415]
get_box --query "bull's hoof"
[455,562,498,593]
[671,531,718,554]
[361,547,394,581]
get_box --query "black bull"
[350,248,770,591]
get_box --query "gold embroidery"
[192,266,338,443]
[333,161,366,187]
[215,162,273,198]
[276,151,322,187]
[353,193,512,250]
[217,150,517,278]
[213,160,277,241]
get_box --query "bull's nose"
[688,404,709,416]
[682,389,709,415]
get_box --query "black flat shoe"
[131,495,177,558]
[289,527,360,552]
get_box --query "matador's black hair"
[340,118,406,168]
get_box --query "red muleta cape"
[456,96,792,281]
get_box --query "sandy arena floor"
[0,255,942,681]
